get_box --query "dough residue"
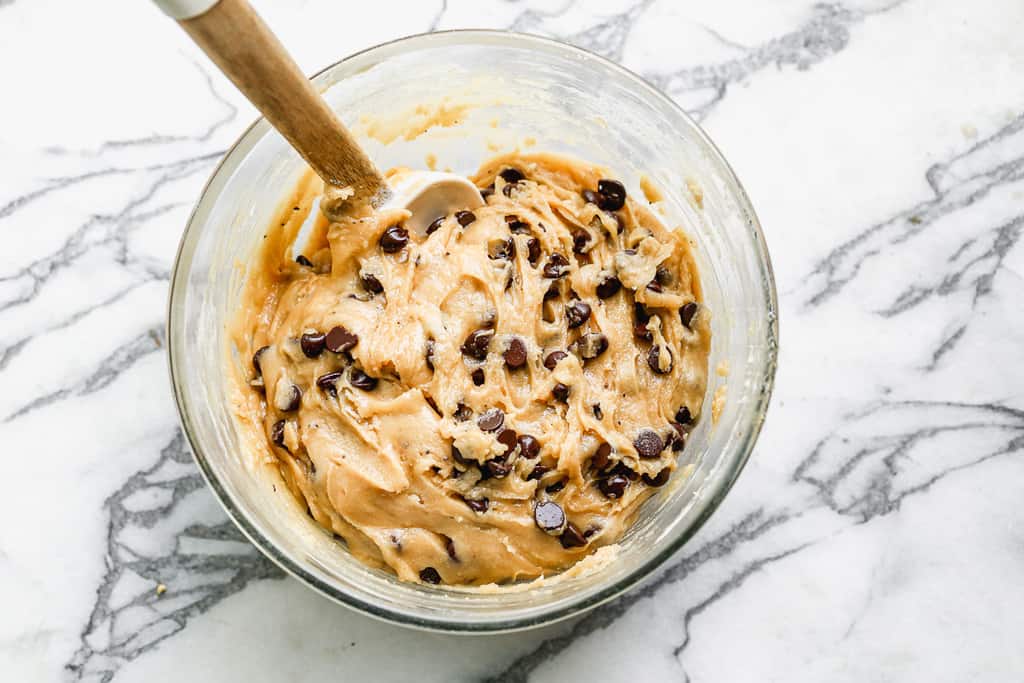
[359,98,472,144]
[640,175,663,203]
[685,177,704,210]
[712,385,727,424]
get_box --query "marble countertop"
[2,0,1022,680]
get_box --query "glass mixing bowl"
[168,30,777,632]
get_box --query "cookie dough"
[230,153,710,585]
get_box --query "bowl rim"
[167,28,779,633]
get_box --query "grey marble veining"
[66,431,283,681]
[1,0,1022,681]
[804,112,1024,371]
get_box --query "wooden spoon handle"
[178,0,387,204]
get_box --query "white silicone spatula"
[154,0,483,228]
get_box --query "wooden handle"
[180,0,387,205]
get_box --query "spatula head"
[385,170,485,234]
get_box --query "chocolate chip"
[527,238,541,265]
[499,168,524,183]
[581,189,600,205]
[488,237,515,260]
[271,419,286,448]
[633,302,653,341]
[316,371,343,397]
[527,464,550,480]
[496,428,518,454]
[503,238,517,258]
[275,381,301,411]
[559,523,587,548]
[572,229,590,254]
[477,408,505,432]
[425,340,436,371]
[300,331,326,358]
[598,473,629,499]
[518,434,540,459]
[455,210,476,227]
[380,225,409,252]
[545,478,566,494]
[425,395,442,417]
[597,179,626,211]
[443,536,459,562]
[451,444,470,466]
[669,423,687,452]
[542,253,570,278]
[543,281,562,300]
[325,326,358,353]
[471,368,485,385]
[591,442,612,470]
[647,345,673,374]
[461,328,493,360]
[506,215,531,234]
[419,567,442,584]
[634,429,664,458]
[610,462,639,480]
[655,266,672,286]
[565,300,591,328]
[483,456,512,478]
[680,302,699,329]
[426,216,445,235]
[252,345,270,375]
[534,500,566,535]
[643,469,671,487]
[349,368,378,391]
[596,276,622,299]
[453,403,472,422]
[360,272,384,294]
[502,184,516,197]
[572,332,608,360]
[592,404,604,420]
[504,337,528,369]
[646,280,663,293]
[544,350,568,370]
[465,497,489,513]
[552,383,570,402]
[676,406,693,424]
[295,254,313,267]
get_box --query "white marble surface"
[2,0,1023,680]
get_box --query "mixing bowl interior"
[168,30,777,632]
